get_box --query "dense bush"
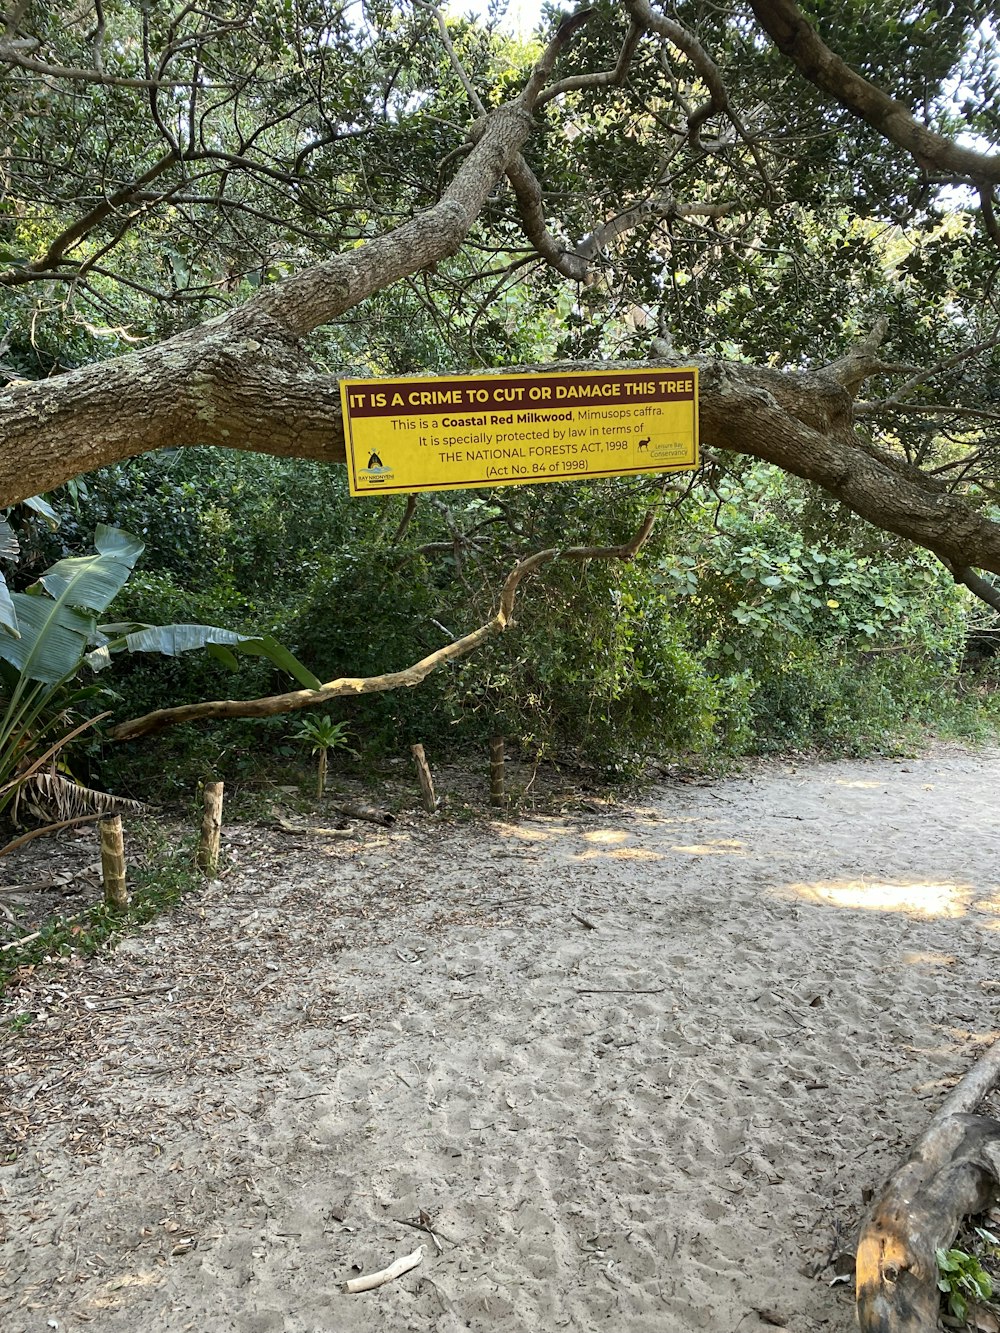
[30,452,998,802]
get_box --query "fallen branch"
[344,1245,423,1294]
[332,802,396,826]
[270,816,355,839]
[0,813,103,859]
[856,1039,1000,1332]
[108,507,659,740]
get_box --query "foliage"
[0,824,200,999]
[937,1229,999,1325]
[0,524,319,819]
[2,1,999,783]
[292,714,357,797]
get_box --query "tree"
[2,0,1000,678]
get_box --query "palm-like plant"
[292,715,356,798]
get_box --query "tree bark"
[3,345,999,581]
[100,815,128,910]
[411,744,437,813]
[856,1039,1000,1331]
[489,736,506,807]
[197,781,224,875]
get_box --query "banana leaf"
[86,623,322,691]
[0,518,21,638]
[0,517,19,561]
[0,526,143,685]
[0,572,18,640]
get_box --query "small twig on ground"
[398,1216,459,1248]
[576,986,666,994]
[344,1245,423,1293]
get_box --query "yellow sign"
[341,367,698,496]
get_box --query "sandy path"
[2,743,999,1333]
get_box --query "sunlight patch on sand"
[573,846,663,862]
[582,829,630,844]
[784,879,970,917]
[499,824,552,841]
[901,951,956,967]
[833,779,886,789]
[669,839,745,856]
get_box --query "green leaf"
[1,592,96,684]
[35,525,143,613]
[0,572,19,640]
[206,643,241,671]
[0,517,19,562]
[0,527,141,684]
[87,622,322,690]
[20,495,60,530]
[233,634,323,690]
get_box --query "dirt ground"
[2,742,999,1333]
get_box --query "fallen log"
[331,802,396,826]
[856,1040,1000,1331]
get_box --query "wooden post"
[410,744,437,813]
[197,780,224,875]
[489,736,506,807]
[100,815,128,910]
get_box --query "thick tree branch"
[951,566,1000,615]
[247,12,592,337]
[575,195,740,263]
[5,349,1000,585]
[749,0,1000,186]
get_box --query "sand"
[2,742,1000,1332]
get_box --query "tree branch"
[0,151,179,286]
[749,0,1000,186]
[108,506,660,740]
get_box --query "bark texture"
[4,345,1000,578]
[856,1040,1000,1332]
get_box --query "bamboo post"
[100,815,128,910]
[197,780,224,875]
[410,744,437,813]
[489,736,506,806]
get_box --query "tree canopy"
[1,0,1000,601]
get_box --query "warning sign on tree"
[341,367,698,496]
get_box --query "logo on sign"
[360,450,394,486]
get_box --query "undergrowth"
[0,825,201,1001]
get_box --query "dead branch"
[108,506,659,741]
[344,1245,423,1294]
[856,1039,1000,1331]
[0,813,104,859]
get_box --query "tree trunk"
[197,781,224,875]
